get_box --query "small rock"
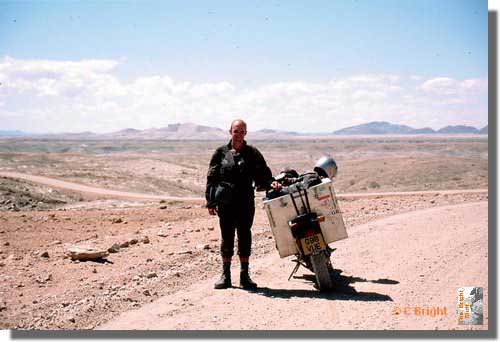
[68,317,75,323]
[4,242,9,246]
[159,205,168,210]
[146,258,153,262]
[67,245,109,261]
[45,274,53,282]
[207,227,215,231]
[129,238,138,245]
[40,251,49,258]
[430,200,436,204]
[51,240,62,246]
[112,218,123,224]
[119,241,130,248]
[143,290,151,296]
[195,244,210,250]
[92,268,97,274]
[160,200,166,204]
[146,272,158,278]
[177,250,192,255]
[108,244,120,253]
[0,302,6,311]
[141,236,150,244]
[157,231,168,237]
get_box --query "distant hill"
[3,121,488,139]
[255,129,299,135]
[333,121,487,135]
[0,130,26,136]
[101,123,227,140]
[252,129,300,139]
[411,127,436,134]
[437,125,479,134]
[333,121,416,135]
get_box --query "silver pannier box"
[263,178,347,258]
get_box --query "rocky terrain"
[0,136,489,330]
[0,176,487,329]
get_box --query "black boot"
[214,262,231,289]
[240,262,257,289]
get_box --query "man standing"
[206,119,280,289]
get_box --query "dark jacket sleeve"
[205,149,221,208]
[252,147,274,190]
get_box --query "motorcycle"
[263,157,343,291]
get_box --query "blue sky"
[0,0,489,133]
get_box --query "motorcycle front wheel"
[310,252,333,291]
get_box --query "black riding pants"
[217,201,255,259]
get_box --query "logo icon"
[457,287,483,325]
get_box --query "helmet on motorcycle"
[314,156,338,179]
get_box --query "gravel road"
[98,201,488,330]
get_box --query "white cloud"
[0,57,488,133]
[0,56,121,98]
[418,77,487,96]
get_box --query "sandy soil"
[99,202,488,330]
[0,173,488,330]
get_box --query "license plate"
[300,233,326,256]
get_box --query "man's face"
[230,121,247,144]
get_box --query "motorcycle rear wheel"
[310,252,333,291]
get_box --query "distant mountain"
[256,128,298,135]
[0,130,26,136]
[102,123,227,140]
[479,125,488,134]
[412,127,436,134]
[437,125,479,134]
[35,131,98,139]
[332,121,488,135]
[254,128,300,138]
[333,121,415,135]
[117,128,141,134]
[3,121,489,139]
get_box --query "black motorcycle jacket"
[205,140,274,208]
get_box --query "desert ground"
[0,136,489,330]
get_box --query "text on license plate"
[300,233,326,255]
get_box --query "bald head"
[229,119,247,149]
[230,119,247,132]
